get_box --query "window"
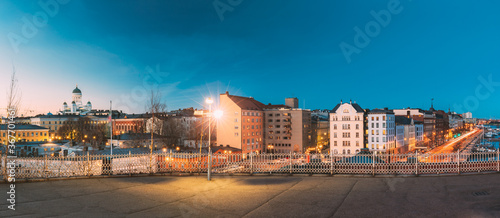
[235,133,239,136]
[356,124,359,130]
[334,133,337,138]
[334,141,337,146]
[334,124,337,130]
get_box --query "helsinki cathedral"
[59,85,92,115]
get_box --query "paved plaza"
[1,173,500,217]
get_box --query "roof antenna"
[340,99,343,104]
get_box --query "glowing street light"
[214,110,223,119]
[205,97,214,105]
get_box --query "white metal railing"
[1,151,499,180]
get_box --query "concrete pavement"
[1,174,500,217]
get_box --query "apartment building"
[264,101,311,153]
[217,92,265,153]
[367,109,395,153]
[330,100,365,155]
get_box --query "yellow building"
[0,125,50,145]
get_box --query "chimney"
[225,91,229,95]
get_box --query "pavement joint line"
[241,177,304,217]
[329,180,358,218]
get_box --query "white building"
[395,125,405,151]
[330,100,365,155]
[415,122,424,148]
[462,112,472,119]
[60,85,92,115]
[367,109,395,153]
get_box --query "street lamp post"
[206,97,213,181]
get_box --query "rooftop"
[223,91,266,110]
[332,101,364,113]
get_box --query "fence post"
[149,152,153,174]
[87,152,90,177]
[44,154,48,179]
[415,151,419,175]
[457,150,460,174]
[330,153,334,175]
[250,153,253,175]
[497,150,499,172]
[289,152,293,174]
[129,151,131,176]
[208,151,212,181]
[372,152,376,176]
[169,150,172,174]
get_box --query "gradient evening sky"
[1,0,500,118]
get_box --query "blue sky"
[1,0,500,118]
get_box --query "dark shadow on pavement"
[240,177,301,185]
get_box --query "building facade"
[217,92,265,153]
[367,109,395,153]
[311,110,330,153]
[264,107,311,153]
[60,85,92,115]
[330,101,365,155]
[1,125,49,144]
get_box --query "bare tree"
[146,88,167,155]
[6,66,22,114]
[3,66,22,180]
